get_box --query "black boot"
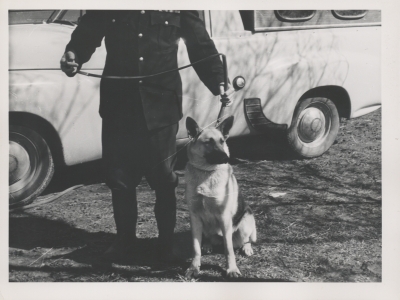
[154,184,180,262]
[101,188,138,261]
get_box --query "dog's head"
[186,116,234,165]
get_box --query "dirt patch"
[9,109,381,282]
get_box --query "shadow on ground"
[9,212,289,282]
[43,159,105,196]
[10,212,191,262]
[44,134,292,196]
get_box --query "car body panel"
[9,70,103,165]
[9,10,381,166]
[9,23,107,70]
[10,23,106,165]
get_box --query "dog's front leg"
[185,214,203,279]
[220,217,241,278]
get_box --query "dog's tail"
[250,217,257,243]
[250,226,257,243]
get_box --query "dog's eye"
[220,138,225,144]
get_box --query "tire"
[287,97,340,158]
[9,125,54,208]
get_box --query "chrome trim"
[9,68,103,71]
[46,10,63,24]
[254,22,381,32]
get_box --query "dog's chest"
[185,164,237,210]
[185,164,232,200]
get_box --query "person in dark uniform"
[60,10,233,261]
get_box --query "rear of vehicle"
[177,10,381,157]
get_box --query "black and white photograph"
[2,0,400,299]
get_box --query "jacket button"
[112,19,115,22]
[165,21,169,25]
[141,10,145,14]
[138,33,143,38]
[139,57,144,61]
[139,80,143,84]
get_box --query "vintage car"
[9,10,381,207]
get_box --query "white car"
[9,10,381,207]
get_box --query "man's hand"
[219,83,235,106]
[60,51,79,77]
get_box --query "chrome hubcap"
[9,132,39,194]
[9,141,31,185]
[298,107,327,143]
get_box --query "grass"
[9,109,381,282]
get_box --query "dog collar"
[188,162,226,172]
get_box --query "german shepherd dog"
[185,116,257,278]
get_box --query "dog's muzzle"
[204,152,229,165]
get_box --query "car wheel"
[287,97,340,158]
[9,125,54,208]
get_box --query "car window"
[275,10,316,21]
[197,10,205,23]
[246,10,380,32]
[8,10,55,25]
[57,10,85,24]
[333,10,368,19]
[8,10,85,25]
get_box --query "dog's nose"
[205,151,229,165]
[219,153,229,164]
[221,158,229,164]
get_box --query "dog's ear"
[186,117,201,139]
[217,116,234,139]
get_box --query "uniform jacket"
[66,10,225,130]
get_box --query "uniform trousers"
[101,89,178,245]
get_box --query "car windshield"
[9,10,84,25]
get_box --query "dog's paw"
[185,265,200,279]
[241,243,254,256]
[202,243,213,254]
[226,266,242,278]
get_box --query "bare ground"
[9,109,381,282]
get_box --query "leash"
[78,53,228,83]
[76,52,244,127]
[9,55,244,212]
[202,74,246,128]
[9,184,85,213]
